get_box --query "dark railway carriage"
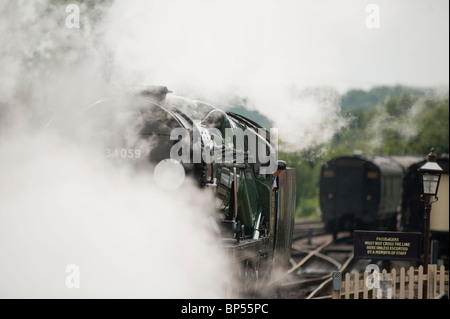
[320,154,406,237]
[401,155,449,266]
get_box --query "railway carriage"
[319,154,420,238]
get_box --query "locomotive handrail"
[218,163,247,169]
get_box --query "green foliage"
[341,85,426,112]
[295,197,320,219]
[384,93,417,117]
[341,88,379,112]
[410,97,449,155]
[281,86,449,220]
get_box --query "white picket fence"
[332,265,448,299]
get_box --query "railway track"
[269,226,358,299]
[291,220,327,241]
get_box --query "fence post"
[363,271,369,299]
[418,266,424,299]
[408,266,414,299]
[354,272,359,299]
[428,264,437,299]
[399,267,405,299]
[345,273,351,299]
[391,268,396,299]
[372,270,377,299]
[439,265,445,296]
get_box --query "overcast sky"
[303,0,450,92]
[1,0,447,147]
[0,0,448,98]
[103,0,449,95]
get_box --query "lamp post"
[417,148,443,299]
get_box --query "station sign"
[354,231,421,261]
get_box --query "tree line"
[279,85,449,219]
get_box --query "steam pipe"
[252,211,262,240]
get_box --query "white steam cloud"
[0,1,229,298]
[103,0,349,151]
[0,131,228,298]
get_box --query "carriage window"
[323,170,335,178]
[367,171,378,179]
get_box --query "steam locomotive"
[60,86,296,296]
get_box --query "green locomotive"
[67,86,296,296]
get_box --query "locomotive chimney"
[140,86,173,103]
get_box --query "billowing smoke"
[101,0,349,152]
[99,0,448,153]
[0,131,228,298]
[0,1,230,298]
